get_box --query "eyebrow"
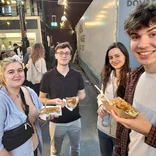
[7,68,23,72]
[147,26,156,32]
[108,53,120,57]
[130,26,156,36]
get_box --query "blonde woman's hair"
[0,57,23,86]
[30,43,45,63]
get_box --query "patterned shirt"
[114,66,156,156]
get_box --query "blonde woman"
[27,43,47,95]
[0,57,43,156]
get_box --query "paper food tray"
[101,97,140,119]
[39,105,62,120]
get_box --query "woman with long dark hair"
[97,42,131,156]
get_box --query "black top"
[40,67,85,123]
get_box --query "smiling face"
[4,62,25,88]
[108,48,126,71]
[130,25,156,72]
[55,47,72,66]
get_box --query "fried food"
[40,107,61,114]
[111,97,139,117]
[66,97,77,108]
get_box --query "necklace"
[9,92,20,98]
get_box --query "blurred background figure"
[0,51,8,60]
[27,43,47,95]
[23,47,32,65]
[97,42,130,156]
[49,43,57,69]
[13,43,23,60]
[9,51,22,63]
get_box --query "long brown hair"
[30,43,45,63]
[101,42,130,98]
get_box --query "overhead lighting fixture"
[61,15,67,22]
[58,0,64,5]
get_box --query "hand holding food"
[66,96,78,108]
[54,98,66,107]
[101,97,140,118]
[97,104,106,118]
[39,106,62,120]
[111,110,152,136]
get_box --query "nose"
[137,36,149,49]
[111,57,117,62]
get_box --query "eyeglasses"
[56,52,71,56]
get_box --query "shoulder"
[42,68,56,79]
[70,68,82,76]
[21,86,35,97]
[129,66,144,79]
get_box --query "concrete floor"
[42,63,101,156]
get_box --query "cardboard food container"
[101,97,140,119]
[39,106,62,120]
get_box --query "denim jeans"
[98,129,115,156]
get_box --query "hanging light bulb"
[61,15,67,22]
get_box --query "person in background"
[23,47,32,65]
[0,57,43,156]
[39,42,86,156]
[97,42,130,156]
[0,51,8,60]
[110,2,156,156]
[9,51,22,63]
[13,43,23,60]
[23,47,32,86]
[27,43,47,95]
[49,43,57,69]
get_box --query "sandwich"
[66,97,77,108]
[40,106,61,115]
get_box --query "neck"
[144,65,156,74]
[115,70,120,78]
[6,86,20,96]
[57,65,69,76]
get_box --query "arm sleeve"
[78,72,85,90]
[145,125,156,148]
[41,58,47,74]
[0,99,7,151]
[40,72,49,93]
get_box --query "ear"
[55,53,58,60]
[69,55,72,61]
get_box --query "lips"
[137,50,156,56]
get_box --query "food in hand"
[40,106,61,114]
[101,97,140,118]
[66,97,77,108]
[111,97,139,117]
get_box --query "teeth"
[139,52,153,55]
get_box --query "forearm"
[0,148,10,156]
[39,97,56,105]
[77,89,86,101]
[145,125,156,148]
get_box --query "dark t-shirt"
[40,67,85,123]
